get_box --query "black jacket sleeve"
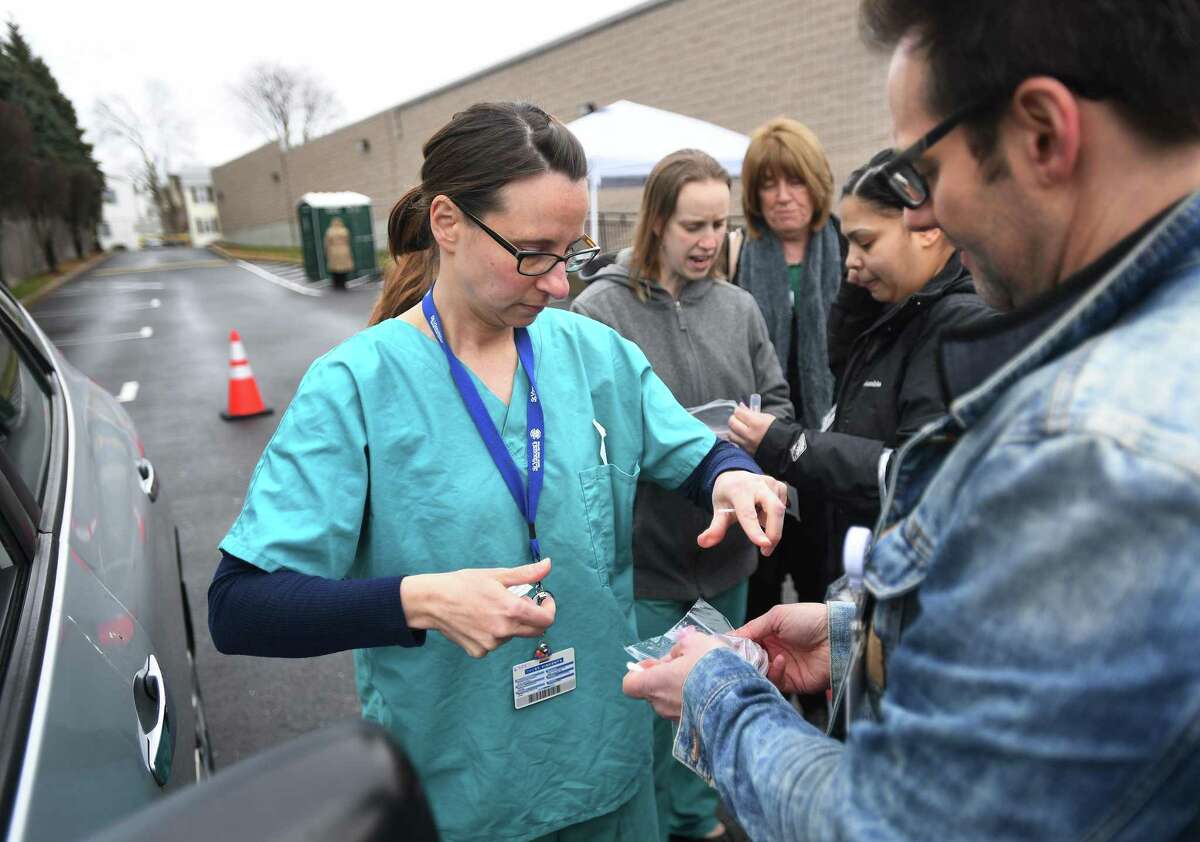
[756,419,884,519]
[758,291,997,520]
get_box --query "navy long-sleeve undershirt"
[209,439,759,658]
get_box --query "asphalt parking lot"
[28,247,380,767]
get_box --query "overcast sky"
[1,0,647,180]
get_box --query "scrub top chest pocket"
[578,461,640,589]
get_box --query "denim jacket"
[674,193,1200,841]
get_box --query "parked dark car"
[0,282,212,840]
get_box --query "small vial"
[749,393,761,413]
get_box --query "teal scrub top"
[221,308,716,841]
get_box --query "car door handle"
[135,457,159,502]
[133,654,174,786]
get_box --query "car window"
[0,285,36,339]
[0,329,50,500]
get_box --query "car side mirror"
[88,720,439,842]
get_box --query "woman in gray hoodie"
[572,149,791,842]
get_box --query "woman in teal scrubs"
[209,102,785,842]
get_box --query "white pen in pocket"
[592,419,608,466]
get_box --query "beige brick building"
[212,0,890,249]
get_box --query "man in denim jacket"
[624,2,1200,839]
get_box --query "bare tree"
[298,73,340,144]
[93,81,193,235]
[233,62,342,149]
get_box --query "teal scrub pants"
[529,767,659,841]
[635,579,749,840]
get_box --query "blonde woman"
[573,149,790,842]
[732,119,851,642]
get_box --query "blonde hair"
[741,117,834,238]
[628,149,730,302]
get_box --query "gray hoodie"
[572,249,793,601]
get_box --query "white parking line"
[35,298,162,318]
[237,260,324,297]
[53,326,154,347]
[116,381,140,403]
[51,281,165,296]
[92,260,226,276]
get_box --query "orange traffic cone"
[220,329,273,421]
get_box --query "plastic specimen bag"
[624,598,769,675]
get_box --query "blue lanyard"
[422,287,545,563]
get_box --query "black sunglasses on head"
[454,201,600,276]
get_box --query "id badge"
[512,647,576,710]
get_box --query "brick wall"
[213,0,891,247]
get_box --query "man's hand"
[736,603,831,694]
[728,404,777,455]
[700,470,787,555]
[622,630,726,720]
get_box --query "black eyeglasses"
[454,202,600,276]
[874,99,993,209]
[875,76,1109,209]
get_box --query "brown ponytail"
[368,186,439,325]
[368,102,588,326]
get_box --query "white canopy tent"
[565,100,751,243]
[299,191,371,208]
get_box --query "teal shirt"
[221,308,716,841]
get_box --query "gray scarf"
[735,224,841,427]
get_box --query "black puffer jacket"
[756,253,996,583]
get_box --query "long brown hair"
[628,149,730,300]
[368,102,588,325]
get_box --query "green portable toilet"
[297,192,378,282]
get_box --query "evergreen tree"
[0,101,34,285]
[0,22,104,277]
[66,166,104,258]
[2,23,87,165]
[24,158,68,272]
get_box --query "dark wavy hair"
[860,0,1200,159]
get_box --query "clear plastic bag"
[685,399,738,440]
[624,598,769,675]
